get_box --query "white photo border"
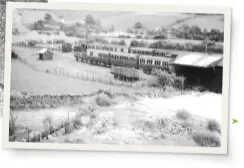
[3,2,232,154]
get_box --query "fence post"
[27,129,30,142]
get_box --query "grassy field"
[17,9,224,32]
[11,59,148,95]
[12,46,155,87]
[174,15,224,32]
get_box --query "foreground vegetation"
[9,86,221,147]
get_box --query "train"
[73,43,178,73]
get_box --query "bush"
[153,34,167,39]
[110,40,126,46]
[28,40,37,47]
[63,121,74,134]
[47,40,52,44]
[54,39,65,44]
[176,109,191,120]
[156,70,185,89]
[95,95,113,107]
[135,35,143,39]
[207,119,221,134]
[130,40,149,47]
[193,132,220,147]
[42,116,54,134]
[149,40,223,54]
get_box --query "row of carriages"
[74,43,177,72]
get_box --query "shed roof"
[173,53,223,68]
[38,48,48,54]
[38,48,53,54]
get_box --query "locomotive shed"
[173,53,223,93]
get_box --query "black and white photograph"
[0,0,48,116]
[3,2,231,154]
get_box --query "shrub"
[73,117,83,129]
[176,109,191,120]
[42,116,54,134]
[95,95,113,107]
[207,119,221,134]
[54,39,65,44]
[103,90,116,99]
[153,34,167,39]
[193,132,220,147]
[47,40,52,44]
[63,121,74,134]
[156,70,185,89]
[130,40,140,47]
[28,40,37,46]
[149,40,223,53]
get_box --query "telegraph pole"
[205,37,209,53]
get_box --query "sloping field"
[11,59,147,95]
[17,9,58,25]
[101,13,190,31]
[173,15,224,31]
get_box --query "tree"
[33,20,44,30]
[85,15,95,25]
[134,21,143,29]
[76,22,82,27]
[118,40,126,46]
[44,13,52,21]
[190,25,201,35]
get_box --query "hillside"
[14,9,224,33]
[172,14,224,31]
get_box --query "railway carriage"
[154,49,178,58]
[109,51,138,67]
[139,55,172,72]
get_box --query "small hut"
[61,43,72,52]
[38,48,53,61]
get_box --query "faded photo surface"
[0,0,47,115]
[8,6,225,149]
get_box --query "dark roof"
[173,53,223,68]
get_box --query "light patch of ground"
[12,91,221,146]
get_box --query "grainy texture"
[0,0,48,116]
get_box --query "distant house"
[38,48,53,61]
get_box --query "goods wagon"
[111,65,139,80]
[61,43,72,52]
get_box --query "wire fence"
[10,110,83,143]
[16,54,145,88]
